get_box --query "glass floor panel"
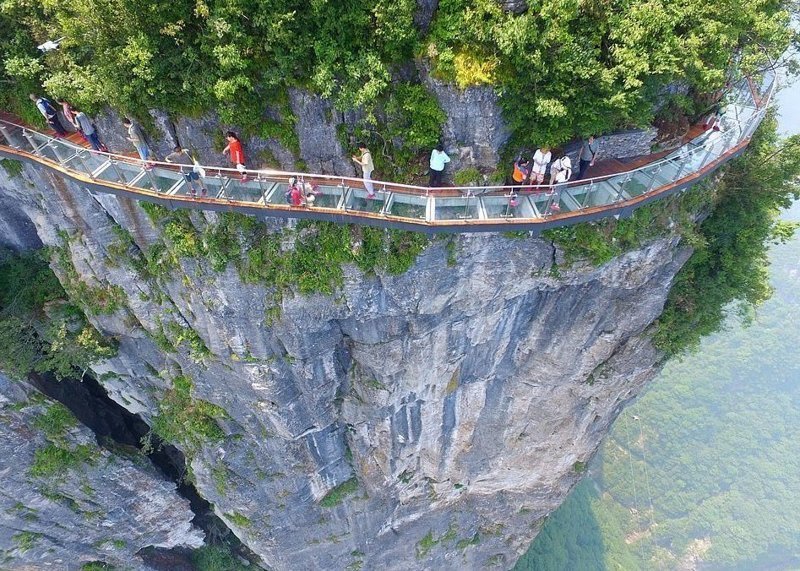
[62,152,96,175]
[434,196,479,221]
[308,185,344,209]
[530,191,558,215]
[581,182,619,208]
[203,177,228,199]
[648,159,689,187]
[606,172,651,199]
[265,183,290,204]
[94,161,145,185]
[132,169,185,193]
[560,183,595,209]
[386,194,427,220]
[481,195,535,219]
[558,190,583,212]
[225,179,267,203]
[34,142,61,163]
[345,188,387,214]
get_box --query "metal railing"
[0,71,775,233]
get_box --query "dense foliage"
[0,0,793,166]
[132,207,430,297]
[654,116,800,354]
[0,249,115,380]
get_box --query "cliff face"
[0,156,690,569]
[0,373,203,570]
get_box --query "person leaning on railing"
[122,117,155,169]
[166,145,208,198]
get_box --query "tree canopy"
[1,0,794,157]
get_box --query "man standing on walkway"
[29,94,67,136]
[429,143,450,187]
[352,142,375,197]
[578,135,599,179]
[72,109,104,151]
[122,117,154,168]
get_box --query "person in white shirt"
[550,155,572,185]
[532,147,551,186]
[429,144,450,187]
[352,142,375,197]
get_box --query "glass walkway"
[0,72,774,234]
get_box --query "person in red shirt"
[290,183,303,206]
[222,131,248,182]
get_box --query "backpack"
[512,162,528,183]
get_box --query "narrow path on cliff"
[0,72,773,233]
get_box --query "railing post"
[22,131,40,154]
[0,124,19,148]
[74,151,95,178]
[109,159,126,184]
[582,180,596,208]
[614,174,631,202]
[146,167,161,192]
[462,190,473,220]
[646,166,660,193]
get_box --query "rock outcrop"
[0,153,690,570]
[420,63,511,174]
[0,373,203,570]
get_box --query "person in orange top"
[222,131,248,182]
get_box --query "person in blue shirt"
[429,143,450,187]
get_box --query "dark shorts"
[183,171,200,182]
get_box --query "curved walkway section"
[0,74,774,234]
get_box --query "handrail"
[0,70,776,234]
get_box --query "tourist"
[531,147,551,186]
[429,143,450,187]
[122,117,155,168]
[303,181,320,205]
[352,142,375,197]
[29,94,67,137]
[58,99,77,127]
[290,181,303,206]
[165,145,207,197]
[550,155,572,185]
[512,157,530,187]
[578,135,599,180]
[222,131,248,182]
[71,110,103,151]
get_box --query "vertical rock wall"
[0,373,203,570]
[0,158,691,570]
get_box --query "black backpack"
[38,97,58,119]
